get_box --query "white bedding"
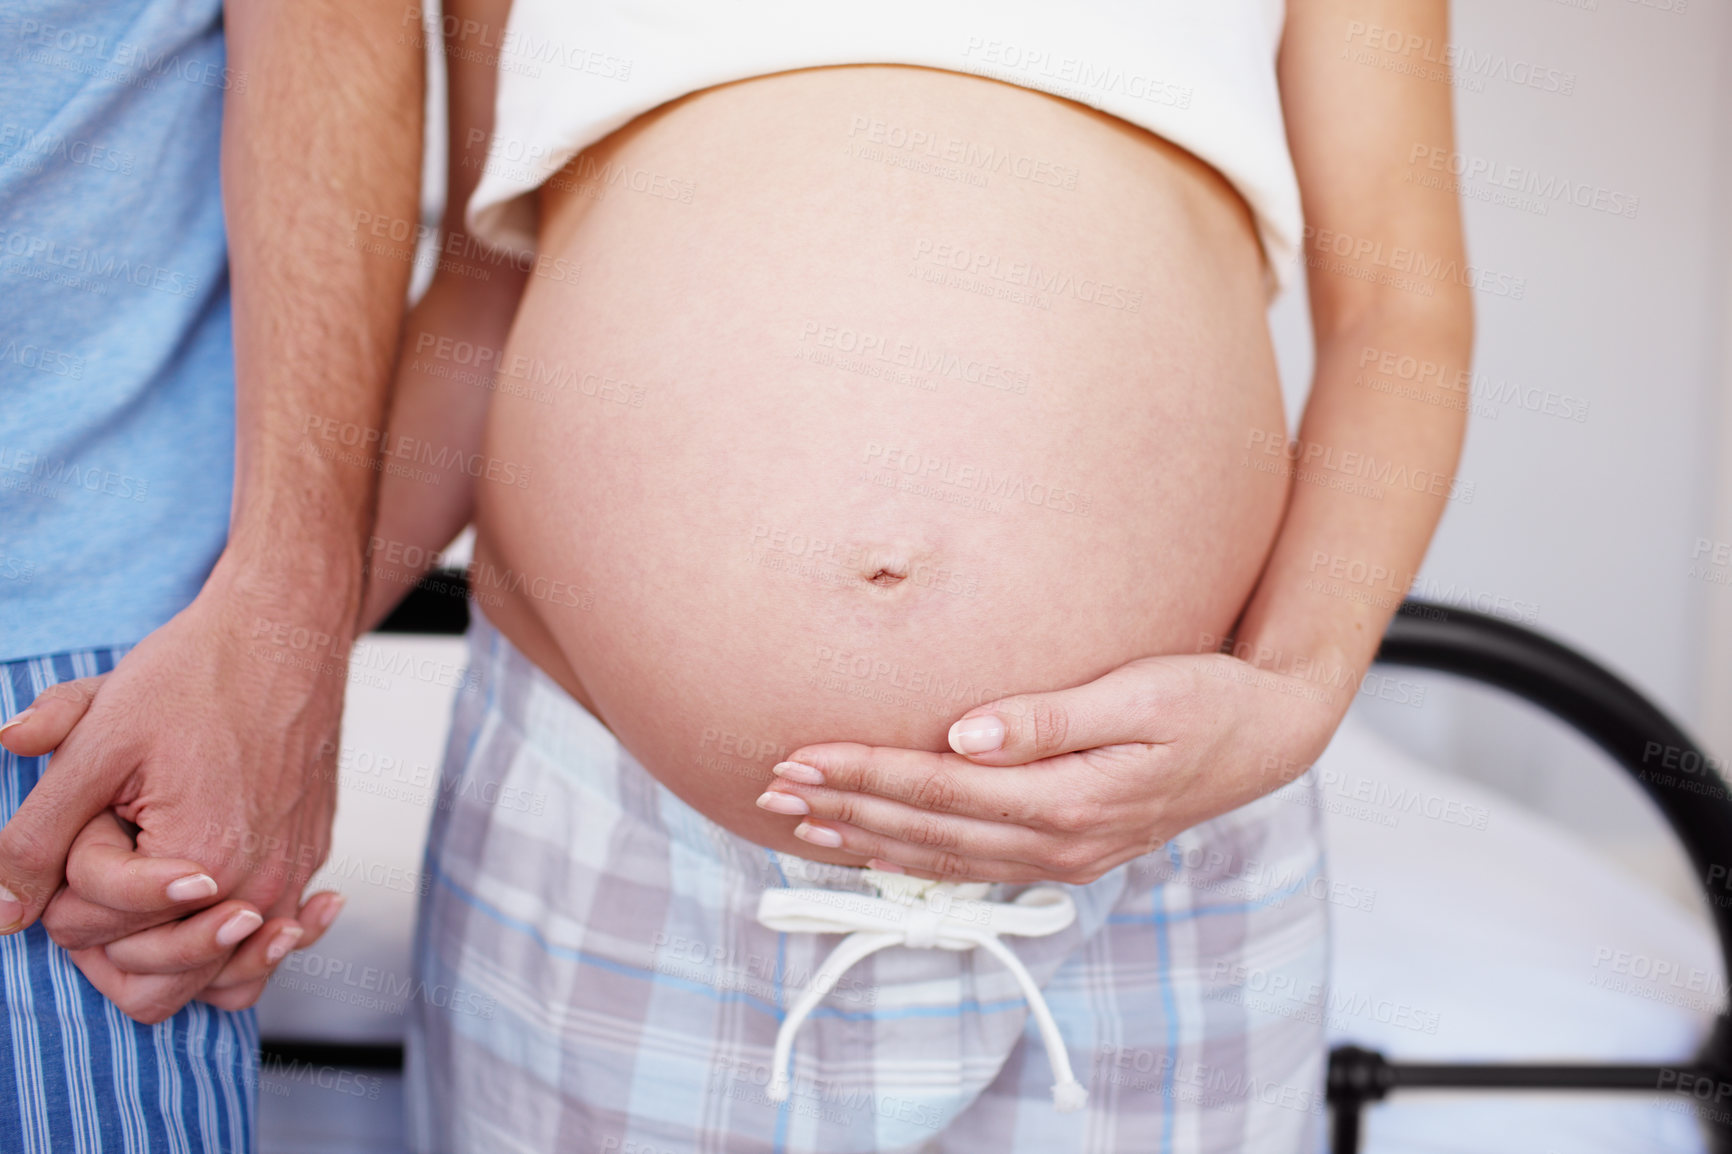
[1317,715,1721,1153]
[257,639,1726,1152]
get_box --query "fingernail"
[316,894,346,931]
[0,882,21,931]
[794,822,843,848]
[949,715,1005,755]
[264,925,304,964]
[867,859,905,874]
[0,709,34,738]
[771,761,824,785]
[166,873,219,902]
[216,909,264,947]
[756,791,810,816]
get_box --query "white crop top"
[468,0,1301,292]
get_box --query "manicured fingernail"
[216,909,264,947]
[0,709,35,737]
[264,925,304,964]
[949,715,1005,755]
[794,823,843,848]
[756,791,810,816]
[0,882,21,931]
[316,894,346,931]
[867,859,905,874]
[772,761,824,785]
[166,873,218,902]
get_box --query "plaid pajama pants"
[407,616,1329,1154]
[0,648,259,1154]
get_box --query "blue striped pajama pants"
[1,648,258,1154]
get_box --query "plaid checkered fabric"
[406,617,1328,1153]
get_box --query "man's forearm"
[220,0,425,637]
[1231,299,1472,716]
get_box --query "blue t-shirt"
[0,0,236,661]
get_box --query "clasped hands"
[0,570,346,1024]
[1,606,1343,1025]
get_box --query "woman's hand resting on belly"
[754,649,1338,884]
[364,2,1474,882]
[716,8,1478,883]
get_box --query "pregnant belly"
[474,64,1289,866]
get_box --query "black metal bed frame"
[261,574,1732,1152]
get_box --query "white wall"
[1268,0,1732,905]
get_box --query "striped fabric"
[407,616,1329,1154]
[1,649,259,1154]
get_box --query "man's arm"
[0,0,425,1020]
[222,0,427,630]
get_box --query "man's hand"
[752,652,1344,884]
[0,557,347,1018]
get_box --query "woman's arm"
[752,0,1473,883]
[1235,0,1472,710]
[359,0,530,632]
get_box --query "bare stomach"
[474,64,1288,868]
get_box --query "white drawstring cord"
[755,870,1087,1112]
